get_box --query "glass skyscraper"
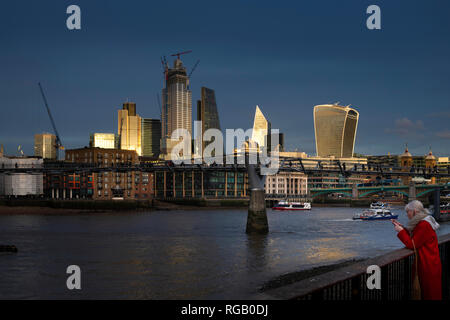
[251,105,271,151]
[313,104,359,158]
[197,87,221,154]
[118,102,142,156]
[141,118,161,158]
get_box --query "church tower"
[425,148,437,184]
[400,144,413,185]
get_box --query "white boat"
[370,201,390,209]
[353,208,398,220]
[272,200,311,211]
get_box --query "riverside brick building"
[63,147,154,200]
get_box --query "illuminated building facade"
[161,58,192,156]
[89,133,119,149]
[265,172,308,196]
[34,133,57,160]
[65,147,153,199]
[313,104,359,158]
[251,105,271,151]
[118,102,142,156]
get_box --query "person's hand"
[391,219,404,232]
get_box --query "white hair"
[405,200,430,216]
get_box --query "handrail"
[257,233,450,300]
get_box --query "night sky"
[1,0,450,157]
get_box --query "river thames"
[1,206,449,299]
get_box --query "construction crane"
[156,93,162,116]
[188,59,200,79]
[170,50,192,60]
[187,59,200,89]
[160,56,168,81]
[38,83,64,151]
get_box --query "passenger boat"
[440,203,450,214]
[352,208,398,221]
[272,200,311,211]
[370,201,390,209]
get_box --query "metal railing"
[258,233,450,300]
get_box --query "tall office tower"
[89,133,118,149]
[122,102,136,116]
[161,58,192,156]
[271,132,284,152]
[251,105,271,151]
[118,102,142,156]
[141,118,161,158]
[197,87,221,155]
[313,104,359,158]
[34,133,57,160]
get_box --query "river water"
[1,206,449,299]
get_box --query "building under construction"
[161,52,193,157]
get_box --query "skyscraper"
[251,105,271,151]
[141,118,161,158]
[122,102,136,116]
[197,87,221,155]
[313,104,359,158]
[161,58,192,156]
[118,102,142,156]
[34,133,57,160]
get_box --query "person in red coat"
[392,200,442,300]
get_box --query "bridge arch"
[358,189,409,198]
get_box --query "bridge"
[310,183,450,201]
[2,156,450,177]
[2,156,450,232]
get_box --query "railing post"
[433,187,441,220]
[403,256,412,300]
[351,276,361,300]
[408,183,416,202]
[381,266,389,300]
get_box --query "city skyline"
[1,1,450,157]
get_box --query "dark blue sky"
[1,0,450,157]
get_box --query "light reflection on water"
[0,206,449,299]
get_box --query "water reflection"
[245,234,269,272]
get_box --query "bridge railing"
[259,233,450,300]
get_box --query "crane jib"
[38,83,63,149]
